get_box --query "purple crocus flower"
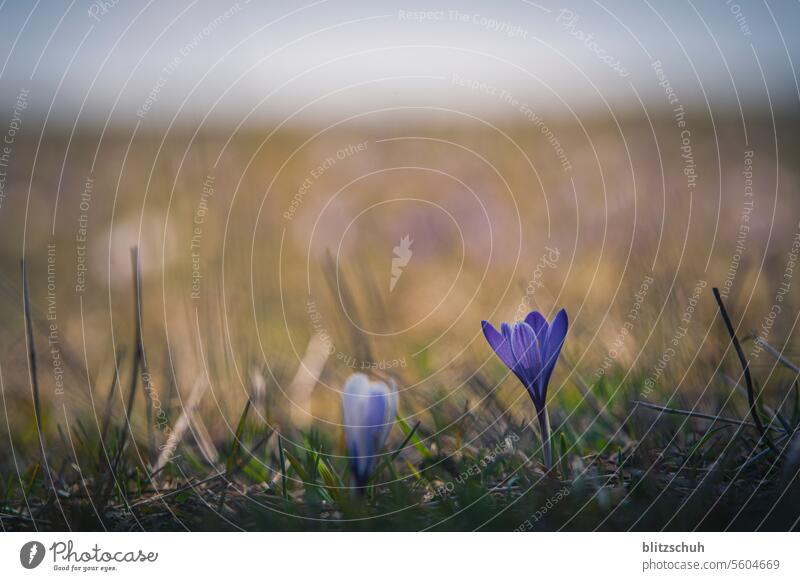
[481,309,568,470]
[341,373,398,490]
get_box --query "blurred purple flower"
[341,373,398,490]
[481,309,568,470]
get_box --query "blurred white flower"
[341,373,398,489]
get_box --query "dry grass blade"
[102,248,145,501]
[720,374,792,434]
[751,336,800,375]
[321,249,372,364]
[153,375,209,474]
[188,413,220,465]
[633,400,782,432]
[98,349,123,465]
[287,334,329,430]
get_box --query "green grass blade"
[226,399,251,476]
[398,418,431,459]
[278,433,288,499]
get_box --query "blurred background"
[0,0,799,458]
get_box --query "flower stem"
[536,407,552,471]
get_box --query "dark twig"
[712,288,779,454]
[98,349,123,465]
[103,248,144,501]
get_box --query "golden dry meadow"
[1,113,799,530]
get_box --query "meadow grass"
[2,252,799,532]
[1,122,799,531]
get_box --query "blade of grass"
[316,455,345,505]
[398,417,431,459]
[405,460,421,481]
[390,420,421,462]
[225,399,251,476]
[283,447,334,504]
[559,431,570,478]
[737,432,792,471]
[152,375,208,474]
[24,463,41,500]
[277,433,288,499]
[721,373,792,434]
[22,260,49,489]
[633,400,781,432]
[686,425,730,460]
[751,335,800,375]
[217,399,252,512]
[107,249,144,493]
[98,349,123,460]
[124,473,225,509]
[228,429,273,480]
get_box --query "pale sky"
[0,0,798,126]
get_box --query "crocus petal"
[525,311,547,370]
[510,322,542,388]
[541,309,568,393]
[342,373,371,428]
[524,310,549,364]
[362,390,390,459]
[342,373,396,487]
[500,322,529,385]
[482,309,568,413]
[378,379,398,448]
[361,387,392,481]
[524,311,549,342]
[481,320,517,371]
[342,374,373,473]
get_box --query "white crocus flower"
[341,373,398,489]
